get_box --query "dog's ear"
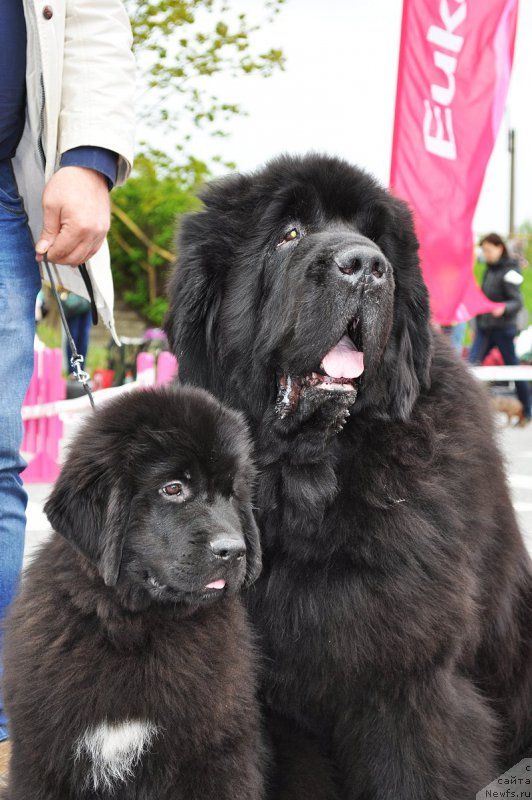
[164,173,252,396]
[386,284,432,421]
[44,466,130,586]
[383,196,433,421]
[230,423,262,586]
[165,213,225,394]
[239,500,262,586]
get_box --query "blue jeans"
[0,159,41,740]
[468,325,532,419]
[66,308,92,370]
[442,322,467,355]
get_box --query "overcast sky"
[153,0,532,234]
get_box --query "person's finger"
[55,247,92,268]
[83,231,108,261]
[49,232,104,268]
[46,222,100,265]
[35,204,61,259]
[62,229,105,265]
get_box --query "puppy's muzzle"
[210,533,246,562]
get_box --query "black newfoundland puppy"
[3,386,265,800]
[165,154,532,798]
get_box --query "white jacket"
[13,0,136,341]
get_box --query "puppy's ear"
[44,469,129,586]
[239,500,262,586]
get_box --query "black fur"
[165,154,532,798]
[2,385,265,800]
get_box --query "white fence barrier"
[471,366,532,382]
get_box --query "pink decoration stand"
[20,349,178,485]
[21,348,66,483]
[156,351,178,384]
[135,351,178,386]
[136,351,156,386]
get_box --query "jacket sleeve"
[60,146,118,189]
[58,0,135,185]
[502,268,523,318]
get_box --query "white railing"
[470,365,532,382]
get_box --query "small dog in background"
[2,386,265,800]
[492,395,527,427]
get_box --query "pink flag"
[390,0,519,325]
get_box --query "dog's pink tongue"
[206,579,226,590]
[321,335,364,379]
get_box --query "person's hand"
[491,305,506,318]
[35,167,110,266]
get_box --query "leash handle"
[78,262,99,325]
[42,253,96,411]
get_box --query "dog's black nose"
[335,246,387,282]
[210,536,246,561]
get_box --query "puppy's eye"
[278,227,301,247]
[160,481,184,499]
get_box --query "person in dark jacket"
[468,233,531,422]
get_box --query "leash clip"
[70,354,91,386]
[42,252,96,411]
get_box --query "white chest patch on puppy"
[75,720,159,792]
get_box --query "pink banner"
[390,0,519,325]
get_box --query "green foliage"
[36,321,61,349]
[519,223,532,316]
[109,150,206,325]
[520,267,532,317]
[109,1,284,320]
[86,345,110,374]
[126,0,285,143]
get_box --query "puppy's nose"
[210,536,246,561]
[335,246,387,282]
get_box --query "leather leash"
[42,253,96,410]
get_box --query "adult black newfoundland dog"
[165,154,532,798]
[2,386,265,800]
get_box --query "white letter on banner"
[439,0,467,34]
[423,101,457,159]
[431,52,457,105]
[427,25,464,53]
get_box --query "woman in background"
[468,233,531,423]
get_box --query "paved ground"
[500,422,532,552]
[25,416,532,562]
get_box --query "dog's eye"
[161,482,183,497]
[159,480,192,504]
[278,228,301,247]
